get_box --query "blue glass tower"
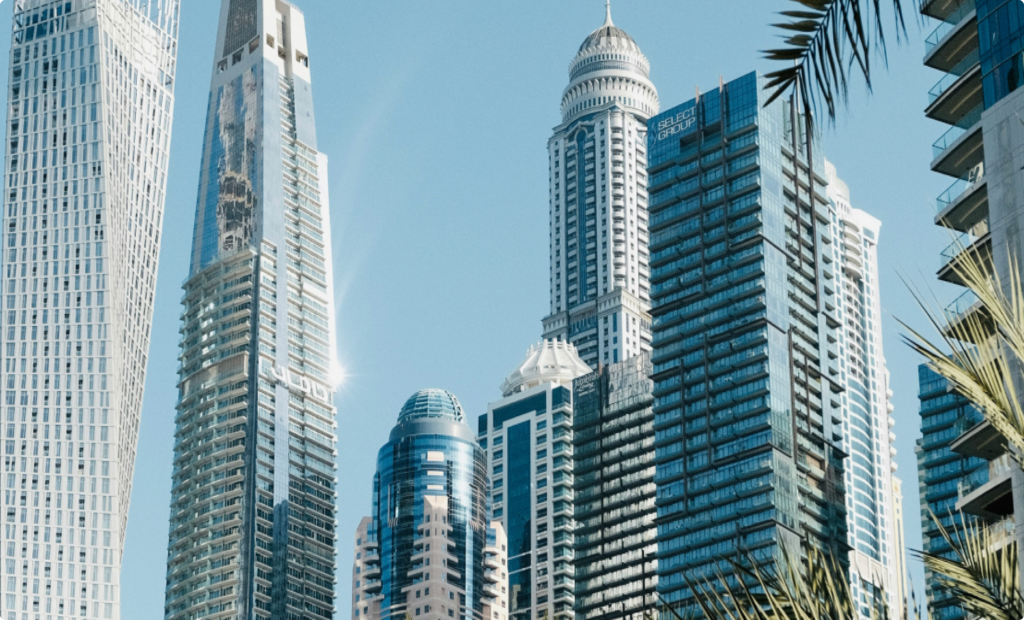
[915,365,999,620]
[164,1,339,619]
[354,390,506,620]
[647,72,848,609]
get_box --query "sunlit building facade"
[479,340,590,620]
[163,1,338,618]
[542,5,659,368]
[648,72,848,610]
[354,390,508,620]
[824,161,901,620]
[0,0,180,618]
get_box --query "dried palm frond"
[900,245,1024,459]
[763,0,916,123]
[913,512,1024,620]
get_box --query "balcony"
[952,420,1007,460]
[957,453,1015,519]
[935,164,988,233]
[924,3,978,72]
[931,103,983,177]
[926,50,982,125]
[940,218,988,269]
[938,226,991,285]
[942,288,993,341]
[922,0,973,21]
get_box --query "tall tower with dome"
[542,2,659,369]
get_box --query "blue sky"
[0,0,961,615]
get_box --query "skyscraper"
[915,365,994,620]
[572,353,657,620]
[354,389,508,620]
[479,340,591,620]
[1,0,180,618]
[163,1,338,619]
[919,0,1024,610]
[824,161,901,619]
[647,72,848,610]
[542,4,659,369]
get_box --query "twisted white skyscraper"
[542,4,658,368]
[0,0,181,618]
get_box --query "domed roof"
[578,4,639,53]
[501,340,592,397]
[398,389,465,424]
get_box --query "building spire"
[604,0,613,26]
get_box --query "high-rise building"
[353,389,508,620]
[919,0,1024,610]
[163,2,339,619]
[647,72,848,610]
[542,4,659,369]
[891,477,908,620]
[915,365,995,620]
[0,0,180,618]
[824,161,902,619]
[479,340,591,620]
[572,353,657,620]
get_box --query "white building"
[479,340,590,620]
[542,4,658,368]
[0,0,180,618]
[826,161,902,619]
[164,1,339,618]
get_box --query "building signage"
[260,358,333,403]
[656,106,697,141]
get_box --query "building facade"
[542,5,659,368]
[920,0,1024,613]
[824,161,901,619]
[0,0,180,618]
[647,72,848,609]
[479,340,590,620]
[915,365,996,620]
[573,353,657,620]
[163,1,339,619]
[354,389,508,620]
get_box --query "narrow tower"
[1,0,180,618]
[163,1,338,619]
[543,4,659,368]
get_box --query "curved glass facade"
[355,390,504,620]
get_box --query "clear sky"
[0,0,960,616]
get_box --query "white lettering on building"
[657,107,696,141]
[260,358,333,403]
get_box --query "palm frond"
[913,512,1024,620]
[764,0,916,123]
[900,244,1024,458]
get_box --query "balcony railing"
[936,163,985,212]
[940,220,988,268]
[929,48,981,103]
[933,103,983,158]
[925,1,976,54]
[944,288,980,320]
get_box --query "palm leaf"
[763,0,916,123]
[913,512,1024,620]
[900,244,1024,459]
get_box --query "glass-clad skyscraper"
[573,353,657,620]
[647,72,848,609]
[354,390,508,620]
[542,5,659,368]
[915,365,995,620]
[1,0,180,618]
[479,340,591,620]
[163,1,338,619]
